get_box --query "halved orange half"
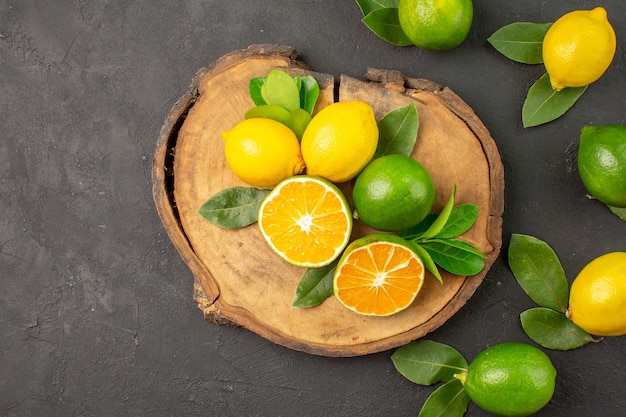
[258,176,353,268]
[334,234,425,316]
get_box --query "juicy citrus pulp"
[398,0,473,51]
[258,176,352,268]
[542,7,616,90]
[333,234,425,316]
[222,118,304,188]
[463,342,556,417]
[353,154,435,232]
[577,124,626,208]
[301,100,378,183]
[567,252,626,336]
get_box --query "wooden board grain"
[152,44,504,357]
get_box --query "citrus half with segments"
[258,176,352,268]
[333,234,425,316]
[567,252,626,336]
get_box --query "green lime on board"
[578,124,626,208]
[353,154,435,232]
[398,0,473,50]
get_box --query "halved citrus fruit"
[333,234,425,316]
[258,176,352,268]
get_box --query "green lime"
[352,154,435,232]
[464,343,556,417]
[398,0,473,51]
[578,124,626,208]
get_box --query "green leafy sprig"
[488,22,588,127]
[508,234,600,350]
[392,340,471,417]
[247,68,320,139]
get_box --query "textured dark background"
[2,1,625,416]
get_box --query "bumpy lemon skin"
[222,118,304,188]
[568,252,626,337]
[301,101,378,184]
[543,7,616,91]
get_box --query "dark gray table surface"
[2,1,625,416]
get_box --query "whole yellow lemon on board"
[222,118,304,188]
[567,252,626,337]
[543,7,616,91]
[300,101,378,183]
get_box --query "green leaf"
[522,73,587,128]
[409,242,443,284]
[262,69,301,112]
[297,75,320,115]
[434,204,479,239]
[608,205,626,221]
[418,379,471,417]
[421,186,456,239]
[198,187,271,229]
[487,22,552,64]
[399,213,437,240]
[508,234,569,312]
[292,261,337,308]
[421,239,486,276]
[375,103,419,158]
[245,104,291,125]
[392,340,468,385]
[249,77,266,106]
[355,0,398,16]
[361,8,413,47]
[285,108,312,140]
[520,307,597,350]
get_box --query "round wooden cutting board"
[152,44,504,357]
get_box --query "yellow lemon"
[543,7,616,91]
[222,118,304,188]
[567,252,626,336]
[301,101,378,183]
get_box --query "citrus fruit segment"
[567,252,626,336]
[301,101,378,183]
[258,176,352,268]
[543,7,616,90]
[333,234,425,316]
[398,0,474,51]
[577,124,626,208]
[222,118,304,188]
[353,154,435,232]
[464,342,556,417]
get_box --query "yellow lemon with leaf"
[543,7,616,91]
[567,252,626,337]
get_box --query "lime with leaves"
[463,343,556,417]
